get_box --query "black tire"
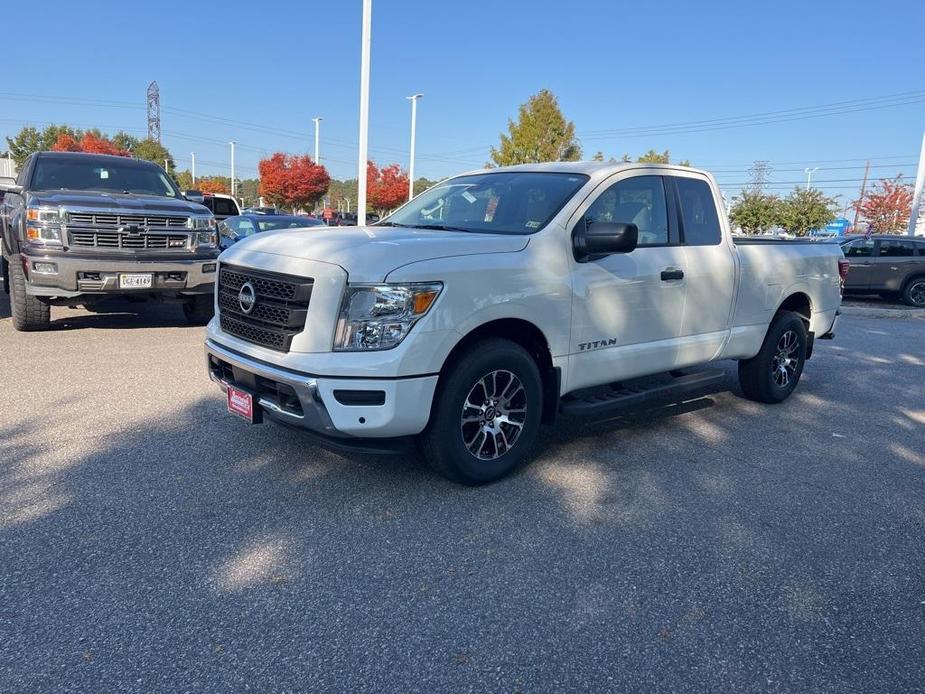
[738,312,807,404]
[901,276,925,308]
[8,256,51,331]
[420,338,543,485]
[182,294,214,325]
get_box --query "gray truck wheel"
[738,312,807,404]
[8,257,51,331]
[420,338,542,485]
[902,277,925,307]
[182,294,214,325]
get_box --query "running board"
[559,369,725,417]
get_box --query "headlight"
[187,215,216,230]
[188,215,217,247]
[334,283,442,351]
[25,206,63,246]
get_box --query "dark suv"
[0,151,220,330]
[840,235,925,306]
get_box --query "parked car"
[218,214,325,250]
[205,162,843,484]
[241,206,282,215]
[840,234,925,306]
[200,193,240,221]
[0,151,219,331]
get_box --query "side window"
[236,219,256,237]
[675,177,722,245]
[879,239,917,257]
[584,175,669,246]
[843,239,874,257]
[213,199,237,216]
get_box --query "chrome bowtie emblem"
[238,281,257,314]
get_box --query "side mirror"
[0,182,23,196]
[573,221,638,261]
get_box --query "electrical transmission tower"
[146,81,161,143]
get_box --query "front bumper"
[23,252,217,297]
[205,338,438,446]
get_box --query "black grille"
[69,230,187,250]
[67,212,188,228]
[217,264,313,352]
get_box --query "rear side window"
[842,239,874,257]
[584,175,670,245]
[211,198,238,216]
[878,239,918,257]
[675,178,721,246]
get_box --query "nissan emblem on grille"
[238,282,257,314]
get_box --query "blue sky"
[2,0,923,207]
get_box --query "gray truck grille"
[69,230,188,250]
[67,212,189,228]
[217,265,313,352]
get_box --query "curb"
[840,304,925,320]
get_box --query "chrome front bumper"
[23,253,217,297]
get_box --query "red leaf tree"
[854,176,914,232]
[367,161,409,214]
[258,153,330,210]
[51,132,129,156]
[196,179,229,195]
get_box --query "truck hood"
[222,225,530,282]
[28,190,210,215]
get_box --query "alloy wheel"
[771,329,800,388]
[460,370,527,460]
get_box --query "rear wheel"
[8,256,51,331]
[182,294,214,325]
[738,312,807,403]
[420,338,542,485]
[902,277,925,307]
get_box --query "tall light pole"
[164,158,169,173]
[804,166,819,190]
[357,0,372,226]
[406,93,422,202]
[229,141,237,199]
[908,132,925,236]
[191,152,196,184]
[312,117,323,164]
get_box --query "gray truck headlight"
[25,206,63,246]
[188,215,217,247]
[334,283,442,351]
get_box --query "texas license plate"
[119,273,153,289]
[227,385,258,423]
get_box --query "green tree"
[592,151,605,162]
[636,149,670,164]
[6,125,77,166]
[133,138,174,172]
[778,188,837,236]
[729,190,782,234]
[489,89,581,166]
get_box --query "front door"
[568,173,686,392]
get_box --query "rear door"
[669,174,737,363]
[871,238,920,291]
[840,238,876,290]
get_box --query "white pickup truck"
[205,162,844,484]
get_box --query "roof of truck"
[461,160,711,178]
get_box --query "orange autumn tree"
[258,153,330,210]
[196,179,229,195]
[367,161,409,215]
[51,132,129,156]
[854,176,914,232]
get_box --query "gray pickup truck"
[0,151,220,330]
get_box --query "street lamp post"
[357,0,372,226]
[406,93,422,202]
[230,141,237,199]
[312,117,323,164]
[804,167,819,190]
[191,152,196,184]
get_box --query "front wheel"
[738,312,807,403]
[8,256,51,331]
[420,338,543,485]
[902,277,925,307]
[182,294,214,325]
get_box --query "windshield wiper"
[402,223,473,233]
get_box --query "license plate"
[119,273,153,289]
[227,385,258,423]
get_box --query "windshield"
[257,217,321,231]
[31,158,179,197]
[382,171,589,234]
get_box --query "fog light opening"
[32,261,58,274]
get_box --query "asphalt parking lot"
[1,296,924,693]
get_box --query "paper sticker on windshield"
[525,220,540,229]
[99,169,109,179]
[484,196,499,222]
[461,190,477,204]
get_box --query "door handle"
[660,268,684,281]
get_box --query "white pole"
[229,141,236,199]
[804,167,819,189]
[312,117,322,164]
[357,0,372,226]
[191,152,196,184]
[907,132,925,236]
[164,158,169,172]
[406,93,422,202]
